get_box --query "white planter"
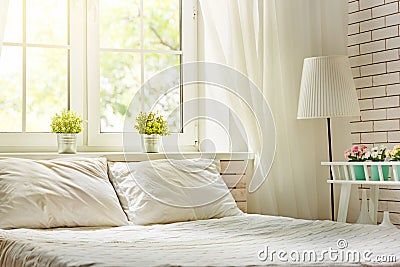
[141,134,161,153]
[57,133,77,154]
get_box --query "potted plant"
[50,110,83,154]
[369,145,388,181]
[386,145,400,180]
[134,111,170,153]
[344,145,369,180]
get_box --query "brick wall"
[349,0,400,146]
[348,0,400,227]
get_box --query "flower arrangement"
[134,111,170,136]
[344,145,370,161]
[50,110,83,133]
[369,145,387,161]
[386,145,400,161]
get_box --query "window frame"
[0,0,85,149]
[0,0,198,152]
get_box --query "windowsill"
[0,151,255,160]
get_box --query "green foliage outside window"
[0,0,181,133]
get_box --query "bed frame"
[220,160,248,212]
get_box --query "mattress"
[1,214,399,267]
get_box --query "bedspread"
[1,214,400,266]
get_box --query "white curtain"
[0,0,9,56]
[199,0,348,219]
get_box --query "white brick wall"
[355,76,373,88]
[387,13,400,25]
[360,0,384,10]
[360,85,386,98]
[361,132,387,142]
[360,109,386,120]
[351,121,374,132]
[387,107,400,118]
[352,132,362,143]
[360,17,384,31]
[349,9,372,23]
[349,0,400,142]
[373,96,400,108]
[372,73,399,85]
[361,62,386,75]
[360,40,385,53]
[386,36,400,48]
[387,84,400,94]
[372,1,398,17]
[388,131,400,141]
[349,0,400,226]
[374,119,400,130]
[359,98,374,109]
[350,54,372,66]
[372,26,398,40]
[372,49,399,63]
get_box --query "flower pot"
[57,133,77,154]
[352,165,366,180]
[141,134,161,153]
[371,165,389,181]
[396,165,400,180]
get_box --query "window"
[0,0,197,151]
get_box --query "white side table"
[322,162,400,224]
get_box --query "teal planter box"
[396,165,400,180]
[352,165,366,180]
[371,165,389,181]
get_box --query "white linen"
[108,159,242,225]
[1,214,399,266]
[0,157,128,229]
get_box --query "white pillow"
[108,159,243,225]
[0,157,128,229]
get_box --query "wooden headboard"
[220,160,248,212]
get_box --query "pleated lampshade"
[297,55,360,119]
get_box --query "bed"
[1,156,399,266]
[1,214,400,266]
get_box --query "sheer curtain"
[0,0,9,56]
[199,0,348,219]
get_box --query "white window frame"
[0,0,198,152]
[87,0,198,151]
[0,0,85,150]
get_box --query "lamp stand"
[327,118,334,221]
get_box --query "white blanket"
[1,214,399,266]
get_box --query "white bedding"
[1,214,399,266]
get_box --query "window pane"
[26,0,68,45]
[143,0,180,50]
[100,52,141,132]
[3,0,22,43]
[26,48,68,132]
[144,53,181,131]
[0,47,22,132]
[100,0,140,49]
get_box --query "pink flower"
[344,150,351,158]
[352,145,359,153]
[360,145,368,153]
